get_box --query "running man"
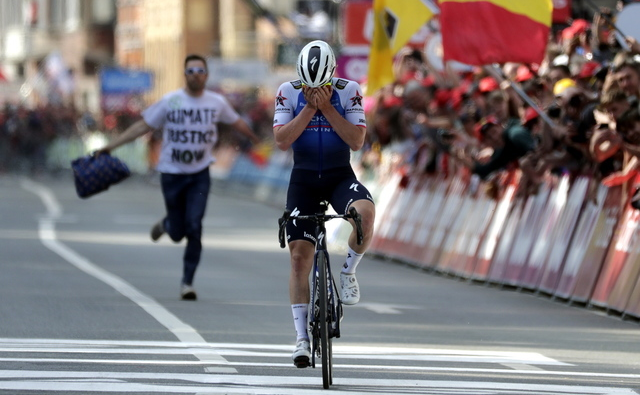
[98,54,260,300]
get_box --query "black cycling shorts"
[285,167,374,245]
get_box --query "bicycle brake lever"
[348,207,364,246]
[278,210,291,248]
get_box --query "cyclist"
[273,40,375,367]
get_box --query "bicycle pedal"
[294,356,311,368]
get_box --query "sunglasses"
[185,67,207,75]
[302,82,332,88]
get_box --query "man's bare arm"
[230,118,260,145]
[100,119,151,154]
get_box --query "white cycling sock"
[291,304,308,340]
[342,247,363,274]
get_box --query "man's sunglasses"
[185,67,207,75]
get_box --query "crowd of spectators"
[0,103,80,174]
[0,101,149,175]
[361,7,640,208]
[0,87,274,176]
[7,5,640,211]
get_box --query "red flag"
[440,0,552,66]
[248,141,273,168]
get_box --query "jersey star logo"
[350,90,363,107]
[275,90,287,106]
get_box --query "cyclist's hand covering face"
[302,86,318,110]
[314,85,333,112]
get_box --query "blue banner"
[100,68,153,93]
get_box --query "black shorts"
[285,167,374,244]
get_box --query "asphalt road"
[1,173,640,394]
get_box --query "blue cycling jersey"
[273,78,366,173]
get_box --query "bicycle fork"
[310,250,342,341]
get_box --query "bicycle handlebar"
[278,207,364,248]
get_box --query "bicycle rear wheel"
[317,251,332,389]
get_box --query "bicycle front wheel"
[318,251,332,389]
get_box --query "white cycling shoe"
[292,338,311,368]
[340,272,360,305]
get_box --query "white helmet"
[296,40,336,88]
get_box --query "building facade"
[0,1,359,112]
[0,0,116,110]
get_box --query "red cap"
[522,107,540,124]
[562,19,589,40]
[421,75,436,87]
[399,70,418,85]
[382,95,403,108]
[479,77,499,93]
[450,88,464,111]
[434,88,452,108]
[515,65,535,82]
[577,61,600,79]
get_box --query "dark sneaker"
[292,339,311,368]
[180,284,197,300]
[150,219,165,242]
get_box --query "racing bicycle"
[278,201,363,389]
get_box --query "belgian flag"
[440,0,553,66]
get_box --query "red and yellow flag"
[248,141,273,168]
[366,0,437,94]
[440,0,553,66]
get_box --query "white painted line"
[0,346,565,364]
[0,338,569,366]
[4,339,638,381]
[355,302,422,314]
[0,371,637,394]
[0,357,638,381]
[0,229,39,240]
[502,363,547,371]
[0,228,282,251]
[18,179,233,370]
[202,367,238,373]
[0,357,240,368]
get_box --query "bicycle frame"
[278,202,363,389]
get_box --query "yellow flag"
[366,0,437,94]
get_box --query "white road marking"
[0,359,639,380]
[0,371,637,394]
[0,339,638,392]
[18,179,233,370]
[0,338,569,366]
[502,363,547,371]
[0,228,282,252]
[5,338,640,381]
[356,302,422,314]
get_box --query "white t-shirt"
[142,89,240,174]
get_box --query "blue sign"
[100,68,153,94]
